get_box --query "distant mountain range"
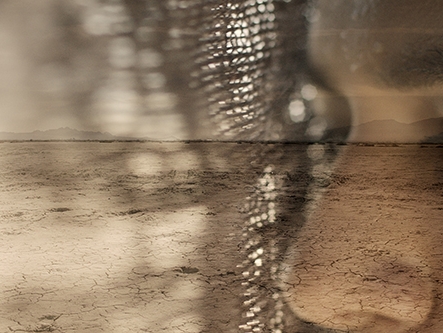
[326,117,443,143]
[0,127,138,141]
[1,118,442,143]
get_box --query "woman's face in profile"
[284,1,443,332]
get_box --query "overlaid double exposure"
[0,1,442,332]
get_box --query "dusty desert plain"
[0,141,442,333]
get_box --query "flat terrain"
[0,142,441,333]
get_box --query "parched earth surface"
[0,141,296,333]
[0,142,442,333]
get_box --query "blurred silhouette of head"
[284,1,443,332]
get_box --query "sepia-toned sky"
[0,1,442,141]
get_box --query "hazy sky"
[0,1,186,140]
[1,1,442,141]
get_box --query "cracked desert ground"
[0,142,442,332]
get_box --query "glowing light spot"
[257,4,266,12]
[251,306,261,312]
[250,252,259,259]
[289,99,306,123]
[301,84,318,101]
[306,116,328,139]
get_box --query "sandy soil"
[0,141,283,333]
[0,142,441,333]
